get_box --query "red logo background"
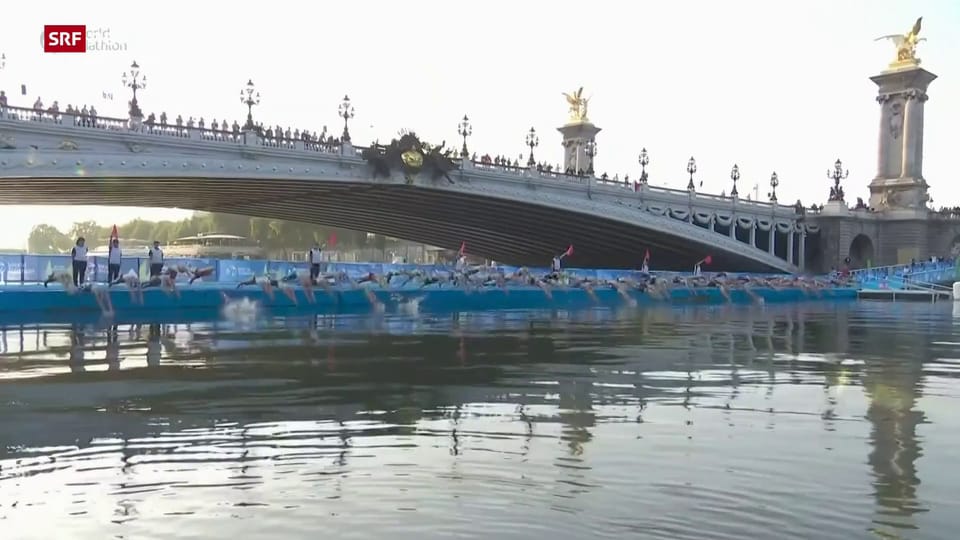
[44,25,87,53]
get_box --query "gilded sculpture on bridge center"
[562,87,591,124]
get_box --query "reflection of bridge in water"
[0,304,948,534]
[0,102,811,272]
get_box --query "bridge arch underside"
[0,177,783,272]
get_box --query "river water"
[1,302,958,539]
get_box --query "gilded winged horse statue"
[562,87,590,123]
[875,17,925,64]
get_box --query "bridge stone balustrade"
[0,105,810,272]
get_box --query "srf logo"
[43,25,86,53]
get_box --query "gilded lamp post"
[122,60,146,118]
[769,171,779,203]
[828,158,848,202]
[525,127,539,166]
[338,95,355,143]
[457,115,472,158]
[638,148,649,185]
[686,157,697,191]
[240,79,260,130]
[730,164,740,197]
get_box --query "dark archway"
[948,234,960,257]
[849,234,875,269]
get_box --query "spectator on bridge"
[308,242,324,282]
[148,241,165,278]
[88,106,98,128]
[0,91,7,110]
[71,237,89,287]
[107,238,122,283]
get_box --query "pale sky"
[0,0,958,248]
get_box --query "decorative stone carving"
[126,142,144,153]
[58,140,79,151]
[0,134,15,149]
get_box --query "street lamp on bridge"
[686,156,697,191]
[638,148,649,184]
[121,61,146,118]
[0,53,6,70]
[585,139,596,174]
[525,127,539,166]
[457,115,472,158]
[769,171,779,203]
[338,95,355,143]
[827,158,848,202]
[730,164,740,197]
[240,79,260,130]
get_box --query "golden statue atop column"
[875,17,925,70]
[562,87,591,124]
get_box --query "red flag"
[458,241,466,256]
[564,245,574,257]
[328,232,337,247]
[703,255,713,265]
[110,224,118,240]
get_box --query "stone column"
[901,92,917,178]
[868,66,937,211]
[748,223,755,247]
[768,225,776,255]
[799,231,806,271]
[787,230,795,265]
[556,122,601,175]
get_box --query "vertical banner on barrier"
[216,259,269,282]
[0,253,25,284]
[23,255,72,282]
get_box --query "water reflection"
[0,303,957,539]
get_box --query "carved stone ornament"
[0,133,15,149]
[125,142,144,153]
[58,140,79,151]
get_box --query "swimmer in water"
[78,282,114,314]
[43,271,77,293]
[110,269,144,304]
[188,266,216,285]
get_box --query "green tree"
[68,220,106,245]
[27,224,72,253]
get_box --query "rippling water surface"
[2,302,959,539]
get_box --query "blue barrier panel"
[23,255,72,282]
[216,259,270,282]
[266,260,308,279]
[0,254,24,284]
[90,257,141,282]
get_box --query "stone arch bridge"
[0,107,813,272]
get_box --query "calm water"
[1,302,959,539]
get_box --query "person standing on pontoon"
[148,240,164,278]
[71,237,88,287]
[308,242,323,283]
[107,237,122,283]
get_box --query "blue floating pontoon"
[0,282,857,324]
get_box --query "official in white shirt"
[148,240,164,278]
[71,237,89,287]
[308,242,323,282]
[107,238,122,283]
